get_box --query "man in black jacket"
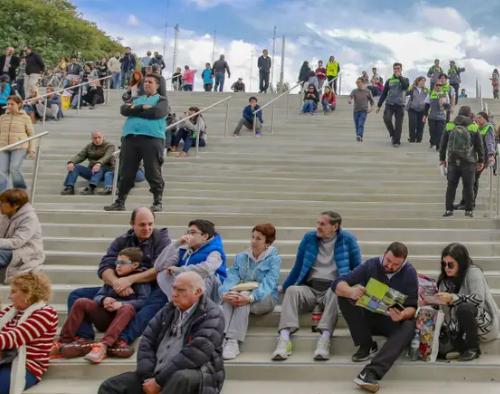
[98,271,225,394]
[258,49,271,93]
[0,47,19,83]
[24,46,45,94]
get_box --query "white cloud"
[127,14,140,26]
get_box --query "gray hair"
[177,271,206,293]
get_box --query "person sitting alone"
[53,247,151,364]
[321,85,336,114]
[301,84,319,114]
[60,131,115,195]
[231,78,246,92]
[169,107,207,157]
[233,96,263,137]
[97,271,225,394]
[34,85,62,121]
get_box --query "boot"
[104,196,126,211]
[151,195,163,212]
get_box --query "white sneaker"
[313,336,331,361]
[272,337,292,361]
[223,338,240,360]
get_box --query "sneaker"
[356,136,362,142]
[60,186,74,195]
[107,338,134,358]
[104,200,125,211]
[97,187,112,195]
[392,143,400,148]
[232,133,240,137]
[80,186,95,195]
[352,341,378,362]
[313,336,331,361]
[84,343,107,364]
[272,337,292,361]
[151,201,163,212]
[458,349,480,361]
[465,210,474,218]
[442,211,454,217]
[353,369,380,393]
[223,338,240,360]
[60,338,93,359]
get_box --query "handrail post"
[29,135,45,204]
[77,85,82,112]
[224,102,229,137]
[42,97,48,129]
[497,144,500,217]
[105,77,110,105]
[195,131,201,158]
[270,103,275,134]
[111,153,120,204]
[489,167,494,217]
[253,113,257,136]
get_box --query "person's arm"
[154,241,180,272]
[119,283,151,309]
[136,308,164,381]
[120,96,168,120]
[25,115,35,153]
[399,76,410,91]
[439,129,450,162]
[485,128,496,157]
[257,56,263,70]
[424,103,431,117]
[0,214,38,250]
[218,256,242,296]
[332,259,370,296]
[97,144,115,167]
[473,131,485,164]
[377,81,390,107]
[38,54,45,72]
[450,269,485,306]
[225,62,231,77]
[427,67,433,78]
[368,91,374,107]
[93,285,111,306]
[348,235,362,270]
[172,251,222,278]
[283,236,307,290]
[69,145,89,165]
[251,254,281,303]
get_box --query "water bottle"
[409,330,420,361]
[311,305,322,333]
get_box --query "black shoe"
[353,368,380,393]
[465,210,474,218]
[104,200,125,211]
[443,210,454,217]
[60,186,74,195]
[151,202,163,212]
[392,143,400,148]
[352,342,378,362]
[458,349,480,361]
[97,187,112,195]
[80,186,95,195]
[453,203,466,210]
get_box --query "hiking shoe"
[352,342,378,362]
[107,338,134,358]
[354,368,380,393]
[442,211,454,217]
[151,200,163,212]
[272,337,292,361]
[313,336,331,361]
[392,143,400,148]
[97,187,112,195]
[84,343,107,364]
[104,200,125,211]
[60,338,93,359]
[222,338,240,360]
[465,210,474,218]
[60,186,74,195]
[458,349,480,361]
[80,186,95,195]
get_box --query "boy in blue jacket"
[201,63,213,92]
[232,96,263,136]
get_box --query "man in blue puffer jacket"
[272,211,361,362]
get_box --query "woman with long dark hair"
[436,243,499,361]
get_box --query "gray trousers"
[233,118,262,134]
[279,285,339,334]
[223,294,276,342]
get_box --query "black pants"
[407,109,424,142]
[98,370,201,394]
[383,105,405,144]
[454,303,480,351]
[327,76,338,93]
[451,83,459,104]
[259,70,270,93]
[460,168,484,208]
[119,135,164,200]
[428,119,445,149]
[338,297,415,380]
[446,162,475,211]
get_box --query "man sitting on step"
[272,211,361,362]
[98,271,225,394]
[333,242,418,393]
[64,207,170,359]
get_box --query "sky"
[73,0,500,96]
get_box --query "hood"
[243,245,278,263]
[10,203,35,221]
[453,115,473,127]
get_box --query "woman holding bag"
[0,272,57,394]
[219,223,281,360]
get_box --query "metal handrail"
[0,131,49,203]
[252,82,302,136]
[110,95,232,202]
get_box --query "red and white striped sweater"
[0,305,58,381]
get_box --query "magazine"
[356,278,407,315]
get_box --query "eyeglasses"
[116,259,133,266]
[186,230,202,235]
[442,261,456,269]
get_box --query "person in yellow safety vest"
[326,56,340,93]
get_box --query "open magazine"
[356,278,407,315]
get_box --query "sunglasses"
[442,261,456,269]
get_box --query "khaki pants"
[25,73,41,95]
[279,285,339,334]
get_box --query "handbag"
[231,282,259,292]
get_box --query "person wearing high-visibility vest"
[326,56,340,93]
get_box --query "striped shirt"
[0,305,58,381]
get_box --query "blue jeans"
[353,111,368,138]
[302,101,317,113]
[64,164,112,188]
[111,72,121,89]
[67,286,167,343]
[214,73,225,92]
[0,249,12,268]
[103,169,145,189]
[0,149,27,191]
[322,100,336,113]
[0,365,38,394]
[120,70,132,88]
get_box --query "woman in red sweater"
[321,85,337,114]
[0,272,58,394]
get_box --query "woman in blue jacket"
[220,223,281,360]
[0,75,12,115]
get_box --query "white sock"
[280,329,290,341]
[321,330,331,340]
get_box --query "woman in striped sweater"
[0,272,58,394]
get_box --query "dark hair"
[437,243,473,291]
[320,211,342,227]
[393,62,402,68]
[249,96,258,102]
[7,95,22,106]
[252,223,277,245]
[0,188,29,208]
[385,242,408,260]
[188,106,201,123]
[118,247,144,263]
[145,73,161,85]
[438,73,448,80]
[458,106,473,118]
[477,111,489,121]
[130,207,155,225]
[188,219,216,238]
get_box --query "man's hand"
[422,115,427,124]
[476,162,485,172]
[376,107,381,114]
[110,301,123,311]
[388,307,405,322]
[349,286,365,301]
[348,99,352,105]
[142,105,152,110]
[142,378,161,394]
[178,234,191,245]
[67,162,75,172]
[91,163,102,173]
[113,277,134,294]
[116,287,134,297]
[440,160,447,167]
[166,266,182,275]
[103,297,115,308]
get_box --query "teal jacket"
[121,94,168,139]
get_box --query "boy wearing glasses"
[56,247,151,363]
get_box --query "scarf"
[0,302,46,394]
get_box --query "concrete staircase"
[12,90,500,393]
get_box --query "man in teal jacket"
[105,74,168,212]
[272,211,361,362]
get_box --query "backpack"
[447,123,474,162]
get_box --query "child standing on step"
[349,78,374,142]
[54,247,150,364]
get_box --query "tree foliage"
[0,0,123,66]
